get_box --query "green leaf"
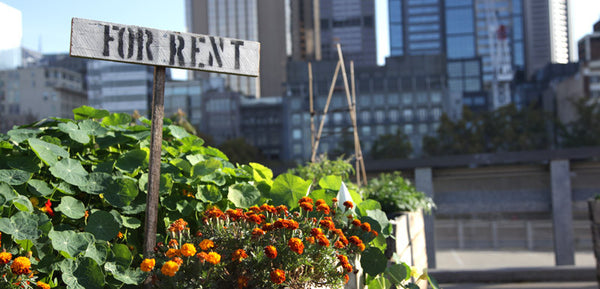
[78,172,112,195]
[102,113,132,126]
[73,257,106,289]
[58,122,90,144]
[28,179,54,196]
[115,149,147,173]
[270,174,311,209]
[0,169,31,185]
[171,158,192,175]
[78,119,108,136]
[168,125,191,139]
[28,138,69,166]
[356,199,382,216]
[228,183,261,208]
[308,189,337,203]
[0,211,40,240]
[85,241,109,266]
[0,182,17,205]
[49,229,94,258]
[104,262,145,285]
[56,196,86,219]
[186,154,205,166]
[121,215,142,229]
[250,162,273,186]
[104,178,138,207]
[385,263,410,285]
[12,195,34,212]
[73,105,110,120]
[111,243,133,267]
[366,209,391,237]
[361,247,388,276]
[49,158,89,186]
[427,274,441,289]
[191,159,222,177]
[86,211,121,241]
[196,185,222,203]
[6,154,40,173]
[7,128,39,144]
[366,274,392,289]
[319,175,342,191]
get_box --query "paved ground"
[436,250,595,269]
[433,250,596,289]
[440,282,597,289]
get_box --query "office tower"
[290,0,321,61]
[389,0,443,56]
[186,0,287,98]
[86,61,155,116]
[0,3,22,70]
[524,0,571,78]
[578,19,600,100]
[0,67,86,132]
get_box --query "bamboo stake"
[350,61,361,186]
[309,62,316,162]
[311,60,342,162]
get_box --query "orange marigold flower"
[334,240,345,249]
[166,248,181,258]
[140,258,156,272]
[10,256,31,275]
[344,274,350,284]
[306,236,315,244]
[205,207,224,219]
[372,230,379,237]
[299,197,313,204]
[315,199,326,206]
[316,203,330,214]
[310,228,323,237]
[161,260,179,277]
[332,198,338,203]
[249,205,261,212]
[37,281,51,289]
[299,202,314,211]
[181,243,197,257]
[337,254,349,264]
[352,219,361,227]
[248,214,264,224]
[237,276,249,289]
[333,228,344,237]
[288,238,304,254]
[0,252,12,265]
[342,263,353,273]
[286,219,299,230]
[265,245,278,259]
[168,239,179,248]
[197,252,208,262]
[206,252,221,265]
[316,234,330,247]
[276,205,288,214]
[319,219,335,230]
[343,201,354,209]
[360,222,371,232]
[172,257,184,265]
[270,269,286,284]
[340,236,349,245]
[232,249,248,262]
[273,219,286,229]
[168,218,189,233]
[349,236,362,245]
[226,209,245,221]
[251,228,265,236]
[199,239,215,251]
[262,223,274,231]
[357,243,366,251]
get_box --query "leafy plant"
[287,155,355,186]
[362,172,435,215]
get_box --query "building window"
[360,111,371,123]
[404,124,414,134]
[388,93,399,105]
[292,129,302,139]
[402,92,413,105]
[403,109,413,121]
[375,110,385,123]
[419,123,428,134]
[389,109,399,122]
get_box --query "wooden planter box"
[387,210,428,289]
[588,199,600,286]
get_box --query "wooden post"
[350,61,360,185]
[311,60,341,162]
[309,62,316,162]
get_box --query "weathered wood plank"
[70,18,260,77]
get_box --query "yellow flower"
[140,258,156,272]
[181,243,197,257]
[11,256,31,275]
[199,239,214,251]
[205,252,221,265]
[0,252,12,265]
[165,248,181,258]
[37,281,51,289]
[161,260,179,277]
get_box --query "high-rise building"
[186,0,287,98]
[292,0,377,66]
[578,19,600,100]
[0,3,22,70]
[86,61,156,116]
[389,0,443,56]
[524,0,571,78]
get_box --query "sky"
[2,0,600,72]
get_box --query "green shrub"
[362,172,435,215]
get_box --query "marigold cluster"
[288,238,304,254]
[199,239,215,251]
[36,281,51,289]
[205,207,224,219]
[161,260,180,277]
[237,276,249,289]
[349,236,366,251]
[168,218,189,233]
[181,243,197,257]
[10,256,31,275]
[343,201,354,209]
[231,249,248,262]
[140,258,156,272]
[270,269,286,284]
[205,252,221,265]
[265,245,277,259]
[0,252,12,265]
[337,254,353,273]
[299,197,314,211]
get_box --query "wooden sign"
[70,17,260,77]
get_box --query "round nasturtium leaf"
[85,211,120,241]
[49,158,89,187]
[115,149,147,173]
[49,230,94,259]
[361,247,388,276]
[104,178,138,207]
[78,172,111,195]
[228,183,261,208]
[58,122,90,144]
[27,179,54,196]
[0,169,31,186]
[56,196,86,219]
[72,257,105,289]
[0,211,40,240]
[28,138,69,166]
